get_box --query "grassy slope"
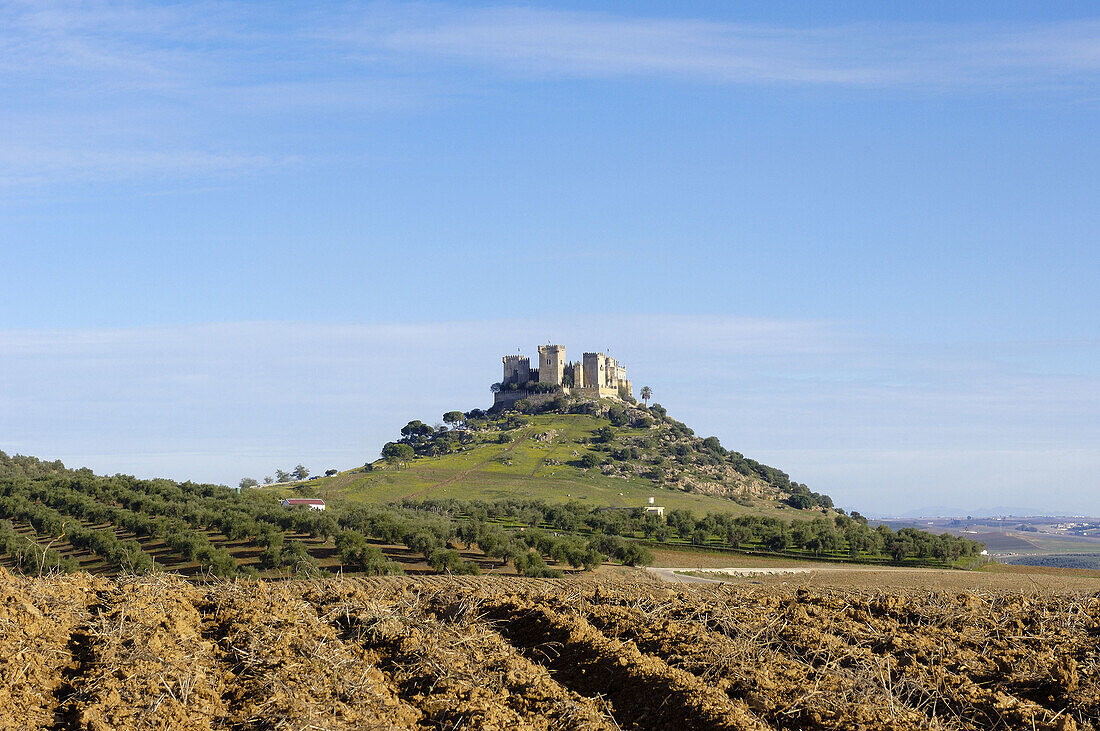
[288,413,798,518]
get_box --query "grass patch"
[302,413,798,518]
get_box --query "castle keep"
[495,344,632,408]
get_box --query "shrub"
[701,436,724,454]
[592,426,615,444]
[607,405,629,426]
[334,529,403,574]
[579,453,602,469]
[619,542,653,566]
[429,548,480,574]
[512,549,562,578]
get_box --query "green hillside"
[285,398,835,520]
[0,396,985,580]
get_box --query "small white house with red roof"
[281,498,326,511]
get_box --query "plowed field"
[2,567,1097,730]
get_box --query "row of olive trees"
[0,519,77,574]
[336,503,635,576]
[9,477,239,576]
[2,467,311,576]
[3,461,405,577]
[663,509,983,563]
[409,499,658,570]
[0,491,155,573]
[339,505,481,574]
[409,497,983,566]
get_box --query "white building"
[281,498,326,511]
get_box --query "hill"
[295,397,838,519]
[0,396,984,580]
[1,433,984,582]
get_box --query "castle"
[494,344,632,409]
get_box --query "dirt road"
[647,563,1100,592]
[647,567,814,583]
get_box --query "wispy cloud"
[2,2,1099,188]
[1,317,1097,513]
[353,7,1100,87]
[0,147,292,186]
[0,1,424,189]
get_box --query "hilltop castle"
[494,344,632,409]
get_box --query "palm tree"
[640,386,652,406]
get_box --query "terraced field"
[3,568,1097,730]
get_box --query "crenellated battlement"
[500,354,531,387]
[494,343,631,407]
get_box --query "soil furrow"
[574,590,931,729]
[200,580,420,731]
[474,591,771,731]
[322,580,618,730]
[4,570,1098,731]
[591,584,1097,731]
[58,575,228,730]
[0,571,102,731]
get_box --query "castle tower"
[538,344,566,386]
[502,355,530,386]
[582,352,608,389]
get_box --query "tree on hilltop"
[640,386,652,406]
[382,442,415,469]
[292,464,309,481]
[400,420,434,444]
[239,477,258,490]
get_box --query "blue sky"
[2,1,1098,515]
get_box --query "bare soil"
[2,568,1098,730]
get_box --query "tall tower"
[583,352,608,389]
[537,344,566,386]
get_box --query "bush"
[587,534,652,567]
[578,453,602,469]
[281,539,319,573]
[619,542,653,566]
[334,530,404,574]
[428,548,480,574]
[786,493,814,510]
[607,405,630,426]
[512,549,562,578]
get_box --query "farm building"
[596,505,665,517]
[281,498,326,511]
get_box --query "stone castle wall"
[502,355,530,386]
[565,361,584,388]
[495,344,631,408]
[537,345,565,386]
